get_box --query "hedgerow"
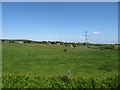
[2,73,119,88]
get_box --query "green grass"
[2,43,118,78]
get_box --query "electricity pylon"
[85,31,88,47]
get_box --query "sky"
[2,2,118,44]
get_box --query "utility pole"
[85,31,88,47]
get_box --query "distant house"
[14,40,24,43]
[47,42,51,45]
[56,43,60,45]
[19,41,24,43]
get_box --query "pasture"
[2,43,118,77]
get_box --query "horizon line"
[0,38,118,44]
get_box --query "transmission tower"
[85,31,88,47]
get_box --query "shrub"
[63,49,67,51]
[100,45,114,50]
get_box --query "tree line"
[1,39,119,50]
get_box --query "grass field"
[2,43,118,77]
[2,43,119,88]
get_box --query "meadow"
[2,43,119,88]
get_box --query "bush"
[63,49,67,51]
[72,44,77,47]
[100,45,114,50]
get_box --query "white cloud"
[93,31,100,34]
